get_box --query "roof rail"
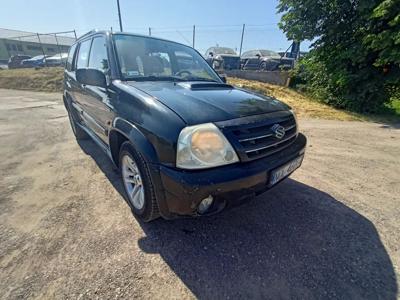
[77,29,98,40]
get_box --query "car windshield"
[113,34,221,82]
[260,50,280,57]
[213,47,236,55]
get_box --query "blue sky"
[1,0,310,54]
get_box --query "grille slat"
[238,132,273,142]
[224,114,297,162]
[244,132,298,153]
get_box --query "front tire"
[119,142,160,222]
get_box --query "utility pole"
[149,27,152,36]
[192,25,196,48]
[117,0,123,31]
[239,24,245,56]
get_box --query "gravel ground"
[0,89,399,299]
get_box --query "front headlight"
[290,109,299,133]
[176,123,239,169]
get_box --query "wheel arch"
[109,117,172,219]
[109,117,159,167]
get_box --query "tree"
[278,0,400,113]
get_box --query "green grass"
[388,99,400,115]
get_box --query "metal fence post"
[54,34,63,60]
[193,25,195,48]
[36,33,48,67]
[239,24,245,56]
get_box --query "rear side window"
[66,44,77,71]
[88,36,109,72]
[76,39,91,69]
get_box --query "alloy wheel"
[121,155,145,210]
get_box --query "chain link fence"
[123,24,294,57]
[2,30,77,66]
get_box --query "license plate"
[268,155,304,187]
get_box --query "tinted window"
[76,39,91,69]
[260,50,280,57]
[214,47,236,55]
[66,44,77,71]
[242,51,252,58]
[88,36,109,72]
[205,48,214,56]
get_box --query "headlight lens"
[290,109,299,133]
[176,123,239,169]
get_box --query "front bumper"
[157,133,307,218]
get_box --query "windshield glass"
[213,47,236,55]
[113,34,221,82]
[260,50,280,57]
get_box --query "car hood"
[124,81,289,125]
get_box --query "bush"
[290,53,396,113]
[279,0,400,114]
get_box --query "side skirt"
[76,122,117,168]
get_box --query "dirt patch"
[0,89,399,299]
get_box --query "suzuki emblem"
[271,124,285,139]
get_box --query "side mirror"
[209,52,214,57]
[76,68,107,88]
[220,74,227,83]
[255,53,261,58]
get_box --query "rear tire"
[66,101,88,140]
[119,142,160,222]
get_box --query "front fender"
[112,117,159,164]
[111,117,174,219]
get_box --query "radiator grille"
[225,114,297,161]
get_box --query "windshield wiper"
[180,77,218,82]
[126,75,219,83]
[127,75,185,82]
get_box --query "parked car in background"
[46,53,68,67]
[205,47,240,70]
[241,49,295,71]
[0,59,8,70]
[7,55,31,69]
[21,55,49,68]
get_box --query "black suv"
[63,30,306,222]
[8,55,31,69]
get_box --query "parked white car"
[46,53,68,66]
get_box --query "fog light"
[198,195,214,214]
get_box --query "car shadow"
[78,139,398,299]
